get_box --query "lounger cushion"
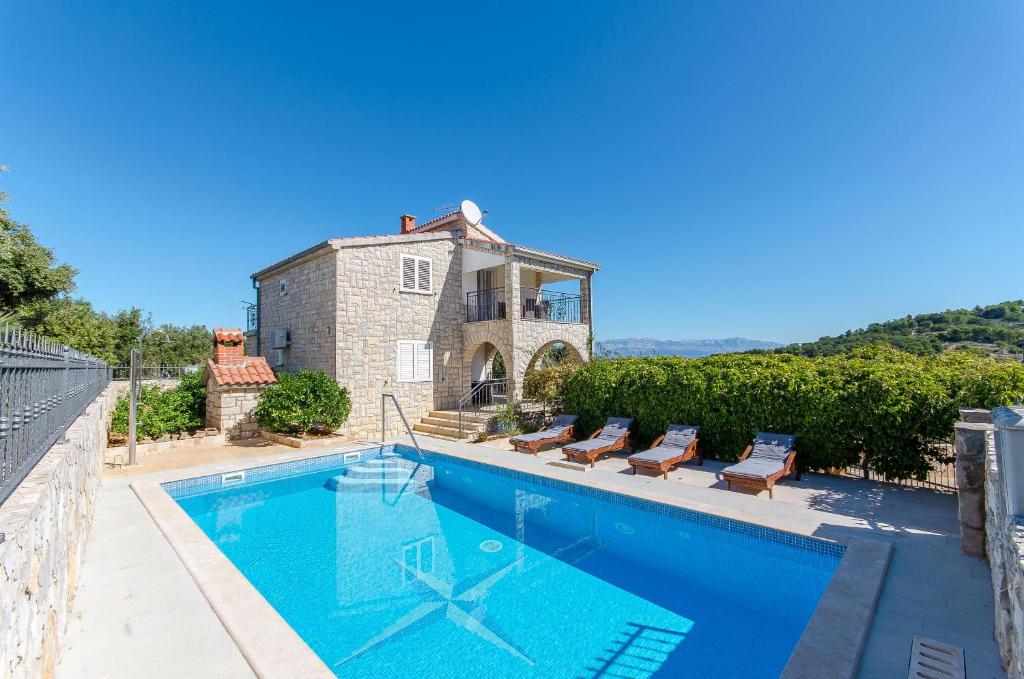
[509,415,578,445]
[629,424,698,463]
[750,432,796,461]
[723,458,785,479]
[629,447,688,464]
[661,424,699,449]
[510,430,565,445]
[597,417,633,441]
[564,438,614,454]
[550,414,579,429]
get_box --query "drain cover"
[479,540,503,553]
[909,636,965,679]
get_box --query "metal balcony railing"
[465,288,506,323]
[520,288,582,324]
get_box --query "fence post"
[955,410,994,558]
[128,348,138,466]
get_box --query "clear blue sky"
[2,2,1021,344]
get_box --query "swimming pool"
[165,444,842,678]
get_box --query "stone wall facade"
[205,383,264,440]
[258,250,337,375]
[985,417,1024,677]
[0,384,117,679]
[254,228,596,440]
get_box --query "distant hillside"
[780,300,1024,358]
[598,337,783,358]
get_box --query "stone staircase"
[412,410,492,440]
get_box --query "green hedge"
[253,370,351,435]
[561,345,1024,480]
[110,369,206,442]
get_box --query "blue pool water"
[167,445,841,678]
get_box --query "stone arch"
[523,339,585,377]
[462,339,514,389]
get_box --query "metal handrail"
[457,378,508,438]
[381,393,422,458]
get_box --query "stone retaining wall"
[0,383,117,678]
[985,426,1024,677]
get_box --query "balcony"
[465,288,507,323]
[521,288,581,324]
[464,287,583,324]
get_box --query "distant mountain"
[597,337,783,358]
[779,300,1024,359]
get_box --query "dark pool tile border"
[163,443,845,560]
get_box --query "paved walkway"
[57,437,1006,678]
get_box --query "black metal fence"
[0,327,110,507]
[520,287,581,324]
[465,288,507,323]
[841,441,957,491]
[110,365,199,381]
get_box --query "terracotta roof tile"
[207,357,277,386]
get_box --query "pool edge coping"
[130,438,890,678]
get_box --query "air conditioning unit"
[270,328,290,349]
[271,349,285,367]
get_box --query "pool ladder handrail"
[381,393,423,458]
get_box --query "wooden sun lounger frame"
[511,424,577,455]
[563,427,632,467]
[722,443,801,499]
[627,433,701,479]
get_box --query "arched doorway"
[467,342,509,407]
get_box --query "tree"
[0,205,77,310]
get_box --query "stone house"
[249,203,598,439]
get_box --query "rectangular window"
[397,341,433,382]
[400,254,432,293]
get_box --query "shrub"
[493,404,523,437]
[524,361,582,407]
[253,370,350,435]
[562,344,1024,481]
[110,368,207,442]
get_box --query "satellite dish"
[460,199,483,226]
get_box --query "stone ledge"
[259,430,352,449]
[104,433,228,465]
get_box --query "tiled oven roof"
[207,357,277,386]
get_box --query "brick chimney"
[212,328,246,366]
[400,214,416,234]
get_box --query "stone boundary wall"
[985,428,1024,677]
[0,383,118,678]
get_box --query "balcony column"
[505,260,524,401]
[581,272,593,359]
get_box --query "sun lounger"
[721,432,799,499]
[627,424,700,479]
[509,414,579,455]
[562,417,633,467]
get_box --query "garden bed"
[105,429,227,465]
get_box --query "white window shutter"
[397,342,415,382]
[415,342,433,382]
[401,256,416,291]
[417,258,432,292]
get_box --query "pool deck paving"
[56,435,1006,679]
